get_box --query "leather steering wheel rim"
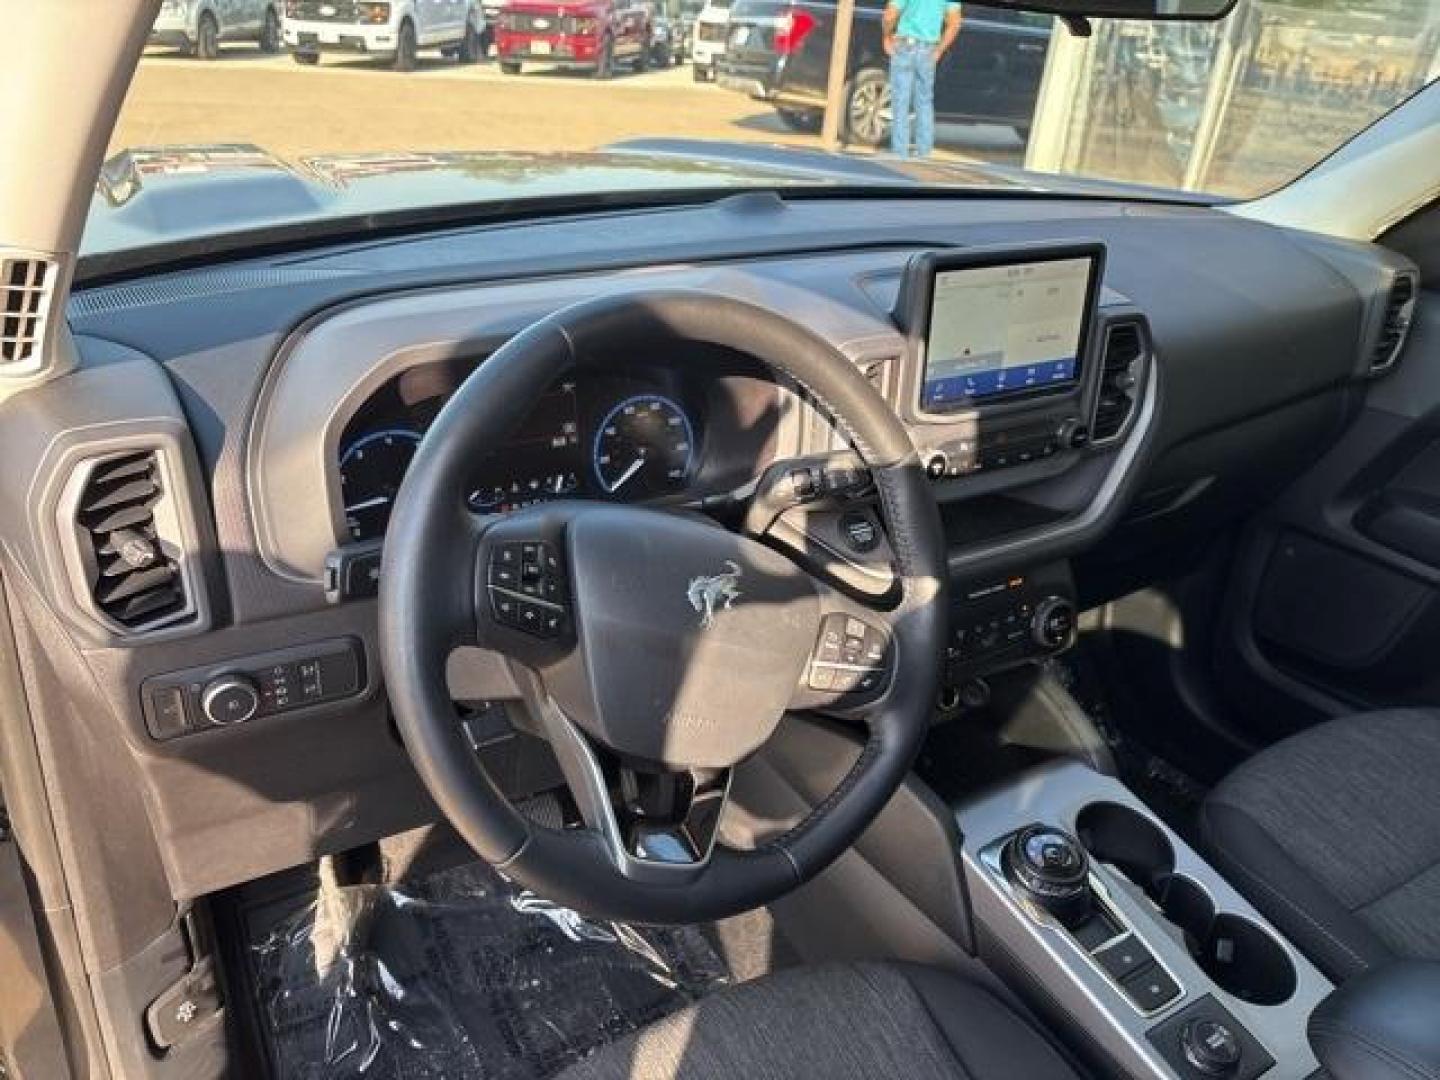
[379,289,948,924]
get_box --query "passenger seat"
[1199,710,1440,984]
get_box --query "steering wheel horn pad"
[379,289,948,924]
[513,505,820,769]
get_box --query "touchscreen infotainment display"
[920,256,1094,412]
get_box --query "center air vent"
[1370,272,1417,374]
[1090,321,1148,445]
[0,252,57,373]
[73,451,191,631]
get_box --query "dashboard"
[2,188,1418,912]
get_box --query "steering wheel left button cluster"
[488,542,570,639]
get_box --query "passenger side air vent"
[71,450,193,633]
[1370,272,1417,374]
[1090,321,1148,445]
[0,252,57,373]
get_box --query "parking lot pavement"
[113,45,1023,167]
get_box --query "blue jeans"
[890,40,937,158]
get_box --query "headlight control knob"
[201,675,260,726]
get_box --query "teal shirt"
[891,0,960,44]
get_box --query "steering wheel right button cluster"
[488,541,570,639]
[808,613,891,697]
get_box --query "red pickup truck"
[496,0,652,77]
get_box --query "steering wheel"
[378,290,948,924]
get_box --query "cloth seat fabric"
[1200,709,1440,984]
[558,960,1085,1080]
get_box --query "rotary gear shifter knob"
[1003,824,1093,928]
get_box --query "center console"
[956,762,1331,1079]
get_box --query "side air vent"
[0,252,57,373]
[1090,321,1149,445]
[71,450,194,633]
[1370,272,1417,374]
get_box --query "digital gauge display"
[466,381,583,513]
[339,428,422,541]
[592,394,695,499]
[338,376,701,541]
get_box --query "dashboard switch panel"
[945,563,1076,683]
[142,638,366,741]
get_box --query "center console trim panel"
[978,842,1189,1019]
[955,761,1330,1079]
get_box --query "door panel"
[0,831,70,1078]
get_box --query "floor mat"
[247,859,732,1080]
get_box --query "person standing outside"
[883,0,962,158]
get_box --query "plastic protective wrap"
[251,860,730,1079]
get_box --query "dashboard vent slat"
[73,450,188,630]
[1370,273,1418,374]
[1090,321,1148,445]
[0,253,57,371]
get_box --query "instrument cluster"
[337,362,709,542]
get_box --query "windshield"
[92,0,1440,259]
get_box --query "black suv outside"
[717,0,1051,146]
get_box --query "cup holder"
[1076,801,1175,892]
[1076,802,1297,1006]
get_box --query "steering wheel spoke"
[530,687,731,884]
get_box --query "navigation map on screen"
[920,257,1093,411]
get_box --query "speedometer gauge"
[592,394,695,500]
[339,428,422,540]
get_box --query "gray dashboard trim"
[947,318,1160,581]
[246,261,911,583]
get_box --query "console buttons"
[1120,965,1181,1013]
[1093,935,1154,982]
[1070,911,1121,952]
[1180,1019,1242,1077]
[1147,996,1272,1080]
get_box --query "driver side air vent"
[0,253,56,373]
[72,450,193,632]
[1370,272,1417,374]
[1090,321,1148,446]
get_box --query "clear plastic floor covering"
[251,860,731,1079]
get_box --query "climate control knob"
[1032,596,1077,651]
[200,675,260,726]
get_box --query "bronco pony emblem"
[686,560,742,628]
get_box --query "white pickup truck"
[150,0,283,58]
[282,0,485,70]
